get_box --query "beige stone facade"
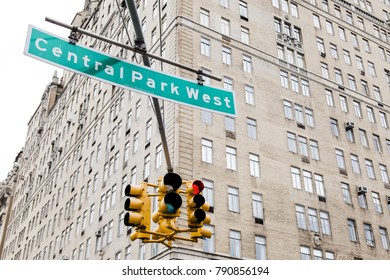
[1,0,390,260]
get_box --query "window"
[351,154,361,174]
[325,89,334,106]
[330,44,338,59]
[339,95,348,112]
[339,26,346,41]
[143,154,150,179]
[379,227,389,250]
[365,159,375,179]
[249,153,260,177]
[221,18,230,36]
[281,0,289,12]
[336,149,346,170]
[201,111,212,125]
[245,85,255,105]
[358,191,368,209]
[313,14,320,28]
[229,230,241,258]
[315,174,325,197]
[316,37,325,53]
[379,112,388,128]
[373,86,382,102]
[348,219,358,242]
[203,225,215,253]
[200,8,210,27]
[300,246,311,260]
[308,208,319,232]
[252,193,264,220]
[240,26,250,44]
[228,186,240,212]
[291,167,301,189]
[357,17,365,30]
[310,140,320,160]
[295,104,304,124]
[203,180,214,207]
[330,118,339,137]
[373,134,382,153]
[367,107,375,123]
[353,101,362,118]
[303,170,313,193]
[239,1,248,19]
[225,115,235,132]
[280,70,289,88]
[226,146,237,170]
[220,0,229,8]
[321,63,329,79]
[372,192,383,213]
[145,119,152,142]
[243,54,252,73]
[200,37,211,57]
[255,236,267,260]
[313,249,323,260]
[368,61,376,76]
[348,75,356,90]
[351,33,359,48]
[202,139,213,164]
[359,129,368,148]
[335,68,343,85]
[364,223,375,246]
[341,182,352,204]
[320,211,331,235]
[287,132,297,153]
[299,136,309,157]
[283,100,293,119]
[155,144,162,169]
[301,79,310,97]
[379,164,389,184]
[326,20,333,35]
[247,118,257,139]
[296,205,307,229]
[222,46,232,65]
[291,2,298,17]
[291,75,299,93]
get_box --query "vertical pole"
[125,0,173,173]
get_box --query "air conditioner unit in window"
[357,186,368,195]
[360,70,365,75]
[320,52,326,58]
[345,122,355,130]
[95,230,101,237]
[61,255,69,260]
[386,196,390,205]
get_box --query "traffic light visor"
[163,173,182,191]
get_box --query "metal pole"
[124,0,174,173]
[45,17,222,82]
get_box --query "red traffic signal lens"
[191,180,204,195]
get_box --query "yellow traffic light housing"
[152,173,183,238]
[123,182,150,240]
[186,180,212,240]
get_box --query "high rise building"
[1,0,390,260]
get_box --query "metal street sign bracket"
[45,17,222,83]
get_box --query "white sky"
[0,1,83,179]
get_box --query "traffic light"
[186,180,212,239]
[123,182,150,241]
[152,173,183,237]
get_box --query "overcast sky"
[0,1,83,179]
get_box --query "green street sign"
[24,25,236,116]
